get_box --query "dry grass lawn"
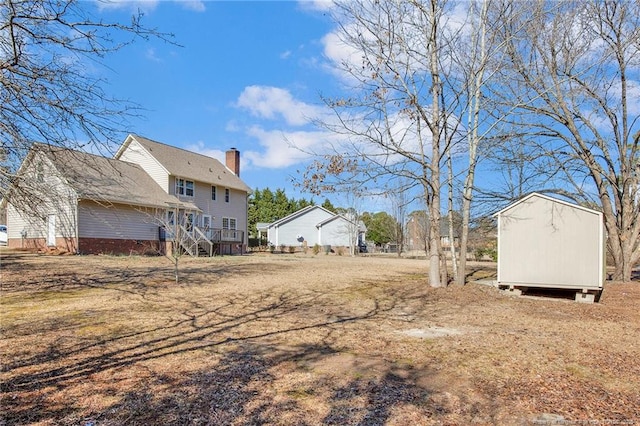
[1,251,639,425]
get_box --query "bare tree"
[1,0,172,209]
[301,0,461,287]
[492,0,640,281]
[450,0,488,285]
[152,205,211,284]
[444,0,521,285]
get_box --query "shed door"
[47,214,56,246]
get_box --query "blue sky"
[95,0,351,205]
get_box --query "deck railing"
[160,226,244,256]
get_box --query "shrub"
[279,244,286,253]
[288,246,296,253]
[336,246,344,256]
[474,244,497,261]
[312,244,320,255]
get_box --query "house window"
[176,179,194,197]
[222,217,236,230]
[211,186,217,201]
[167,210,175,225]
[225,188,230,203]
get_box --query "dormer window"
[176,178,194,197]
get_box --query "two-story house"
[4,134,250,255]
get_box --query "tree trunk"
[427,0,444,288]
[447,124,458,283]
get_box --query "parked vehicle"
[0,225,7,246]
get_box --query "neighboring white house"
[495,192,605,302]
[4,135,251,255]
[266,205,363,249]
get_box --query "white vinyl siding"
[7,204,76,240]
[7,152,77,241]
[117,139,169,192]
[77,201,159,240]
[193,183,245,226]
[268,207,333,247]
[318,217,352,247]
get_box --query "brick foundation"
[7,238,244,256]
[7,237,77,253]
[78,238,161,255]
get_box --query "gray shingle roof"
[128,135,251,193]
[40,145,197,210]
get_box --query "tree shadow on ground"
[0,253,293,294]
[1,278,428,425]
[0,254,501,425]
[4,341,449,425]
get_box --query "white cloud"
[95,0,205,12]
[297,0,335,13]
[95,0,159,12]
[180,1,206,12]
[145,47,162,62]
[243,126,331,169]
[317,2,479,84]
[232,84,445,171]
[320,29,363,82]
[280,50,292,60]
[236,85,325,127]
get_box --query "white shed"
[495,193,605,302]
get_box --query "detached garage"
[495,193,605,302]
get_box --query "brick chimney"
[225,148,240,177]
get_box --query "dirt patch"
[397,327,465,338]
[1,251,638,425]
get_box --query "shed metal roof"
[494,192,602,217]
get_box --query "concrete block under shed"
[575,292,596,304]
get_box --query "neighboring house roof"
[116,134,251,193]
[268,206,365,232]
[256,222,270,232]
[316,214,355,228]
[38,144,197,210]
[267,205,335,228]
